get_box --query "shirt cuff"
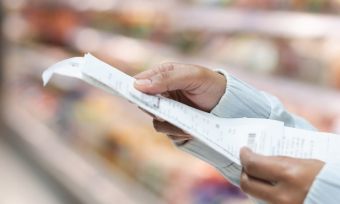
[304,162,340,204]
[177,138,233,168]
[176,138,242,183]
[211,69,271,119]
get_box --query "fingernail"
[240,147,251,159]
[135,79,151,86]
[155,116,165,122]
[241,147,252,153]
[241,172,249,181]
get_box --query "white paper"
[43,54,340,181]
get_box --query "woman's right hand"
[133,62,227,144]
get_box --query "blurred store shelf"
[19,0,340,14]
[170,7,340,39]
[4,36,340,204]
[3,97,165,204]
[68,27,340,122]
[2,42,165,203]
[0,135,75,204]
[3,1,340,203]
[5,0,340,39]
[13,0,340,39]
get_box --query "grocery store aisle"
[0,134,78,204]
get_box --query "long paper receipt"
[43,54,340,183]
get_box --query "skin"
[240,147,324,204]
[133,62,325,203]
[134,62,226,144]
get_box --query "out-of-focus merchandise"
[186,0,340,13]
[2,0,340,204]
[9,45,249,203]
[5,0,340,88]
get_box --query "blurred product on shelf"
[2,0,340,204]
[23,6,82,44]
[187,0,336,12]
[5,1,340,89]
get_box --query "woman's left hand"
[239,147,325,204]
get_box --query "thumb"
[134,63,204,94]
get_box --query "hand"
[134,62,226,144]
[239,147,325,204]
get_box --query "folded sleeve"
[176,138,241,185]
[211,69,315,130]
[304,162,340,204]
[210,70,271,119]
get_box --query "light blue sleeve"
[304,162,340,204]
[212,70,340,204]
[210,69,315,130]
[177,70,339,204]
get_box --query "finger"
[240,147,284,181]
[153,120,191,138]
[167,134,191,144]
[240,172,276,202]
[134,63,204,94]
[134,65,159,79]
[161,92,170,98]
[167,90,198,108]
[134,63,181,79]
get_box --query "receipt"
[43,54,340,181]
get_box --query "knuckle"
[280,166,297,181]
[276,157,295,180]
[159,71,169,81]
[281,168,294,181]
[156,63,174,80]
[160,63,175,72]
[240,175,250,192]
[243,157,256,172]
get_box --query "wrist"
[215,71,227,99]
[197,70,227,112]
[203,69,227,112]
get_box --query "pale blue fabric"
[304,162,340,204]
[178,70,339,203]
[210,70,315,130]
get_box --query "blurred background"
[1,0,340,203]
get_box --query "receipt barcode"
[247,133,256,149]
